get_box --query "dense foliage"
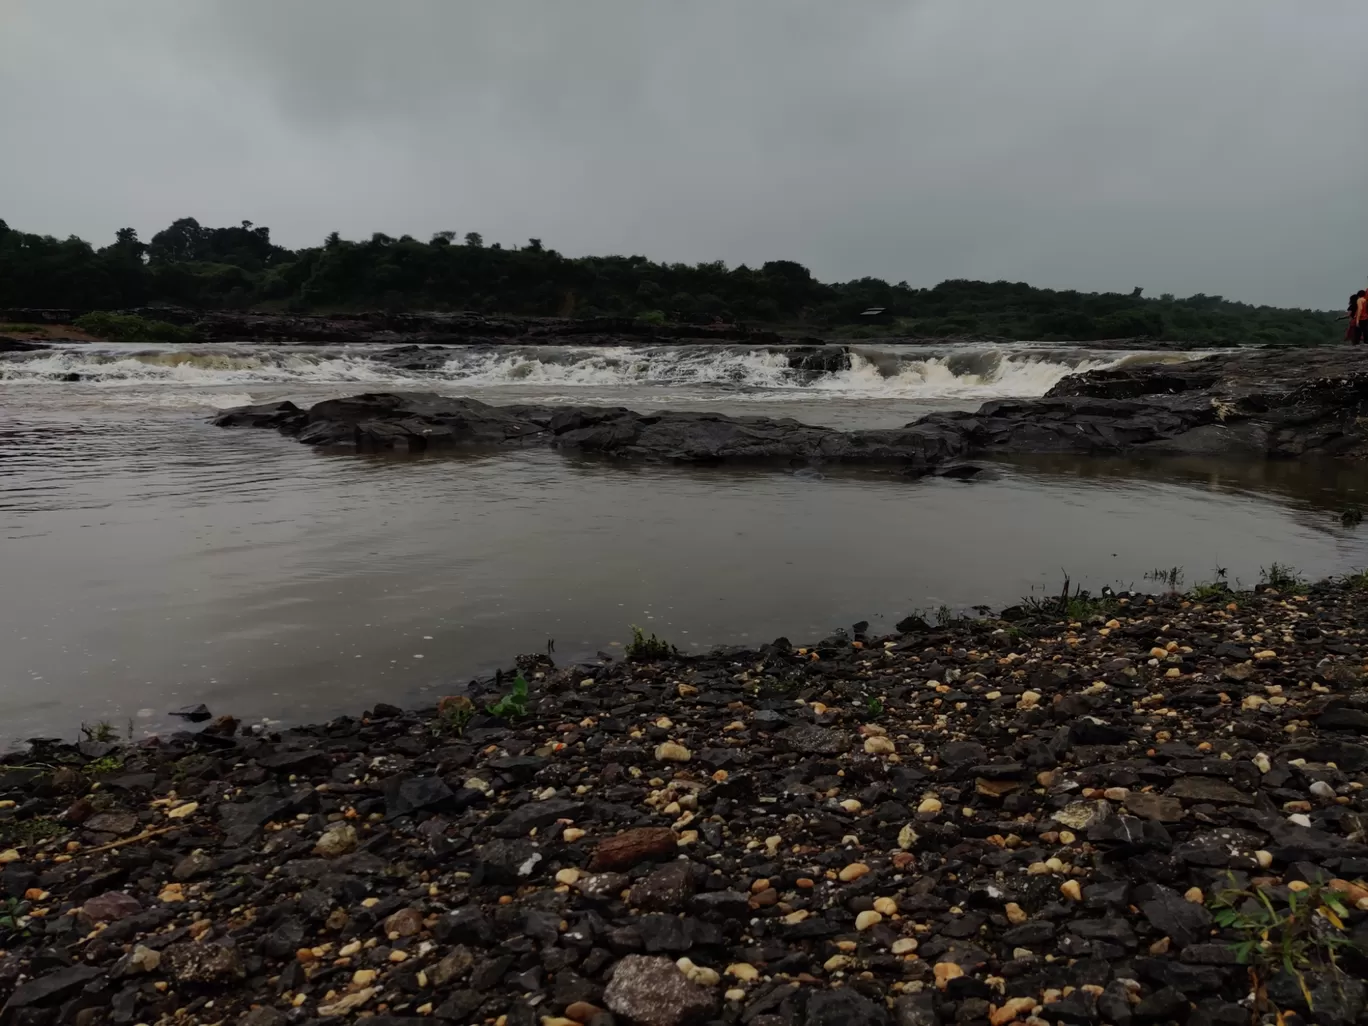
[0,217,1341,344]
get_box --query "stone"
[1122,793,1185,822]
[477,838,545,882]
[655,742,692,762]
[163,941,245,983]
[383,774,454,818]
[0,964,103,1011]
[81,891,142,921]
[383,907,425,937]
[1053,801,1111,830]
[590,827,678,871]
[1140,887,1213,947]
[603,955,718,1026]
[630,861,696,912]
[894,993,941,1026]
[805,988,890,1025]
[494,797,587,837]
[1167,776,1254,806]
[313,823,358,857]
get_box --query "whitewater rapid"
[0,342,1196,404]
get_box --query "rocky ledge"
[4,576,1368,1026]
[214,348,1368,472]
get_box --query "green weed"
[865,696,884,719]
[1145,566,1185,591]
[80,721,119,743]
[432,696,475,735]
[0,323,45,335]
[85,755,124,776]
[1212,880,1354,1016]
[1188,581,1232,603]
[626,625,677,662]
[1260,562,1306,592]
[0,817,65,848]
[486,673,529,719]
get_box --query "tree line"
[0,217,1341,344]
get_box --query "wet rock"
[313,822,358,857]
[603,954,718,1026]
[163,942,245,984]
[590,827,678,871]
[893,992,941,1026]
[382,774,454,817]
[494,797,586,837]
[0,964,103,1014]
[80,891,142,922]
[1139,886,1212,947]
[1167,776,1253,806]
[1122,793,1184,822]
[629,861,696,912]
[806,988,889,1026]
[776,725,848,755]
[170,704,212,722]
[476,838,545,882]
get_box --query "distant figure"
[1355,288,1368,345]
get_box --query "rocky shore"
[214,347,1368,473]
[4,575,1368,1026]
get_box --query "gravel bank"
[3,577,1368,1026]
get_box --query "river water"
[4,341,1368,745]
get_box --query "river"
[4,341,1367,745]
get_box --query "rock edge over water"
[3,575,1368,1025]
[215,347,1368,472]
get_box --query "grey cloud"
[1,0,1365,307]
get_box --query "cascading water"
[0,342,1194,400]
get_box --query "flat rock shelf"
[3,575,1368,1025]
[214,347,1368,475]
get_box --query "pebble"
[725,962,759,982]
[839,862,871,882]
[863,736,896,755]
[855,910,883,930]
[873,896,898,915]
[653,742,691,762]
[891,937,918,955]
[1060,880,1083,901]
[917,796,942,814]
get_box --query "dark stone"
[476,839,545,883]
[776,726,848,755]
[494,798,586,837]
[0,965,103,1012]
[630,861,696,912]
[383,774,454,818]
[805,989,889,1026]
[1139,887,1212,947]
[1132,987,1188,1024]
[893,993,941,1026]
[1166,777,1253,806]
[170,704,212,722]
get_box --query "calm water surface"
[3,342,1366,744]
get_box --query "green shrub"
[74,312,195,345]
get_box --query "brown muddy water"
[4,342,1368,745]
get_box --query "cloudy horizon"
[2,0,1365,308]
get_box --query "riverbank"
[3,575,1368,1026]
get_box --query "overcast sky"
[2,1,1365,308]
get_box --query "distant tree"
[430,231,456,246]
[325,231,342,248]
[526,238,543,253]
[1130,286,1144,298]
[464,232,483,248]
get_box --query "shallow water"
[4,341,1366,745]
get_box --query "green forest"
[0,217,1342,344]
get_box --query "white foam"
[0,343,1197,401]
